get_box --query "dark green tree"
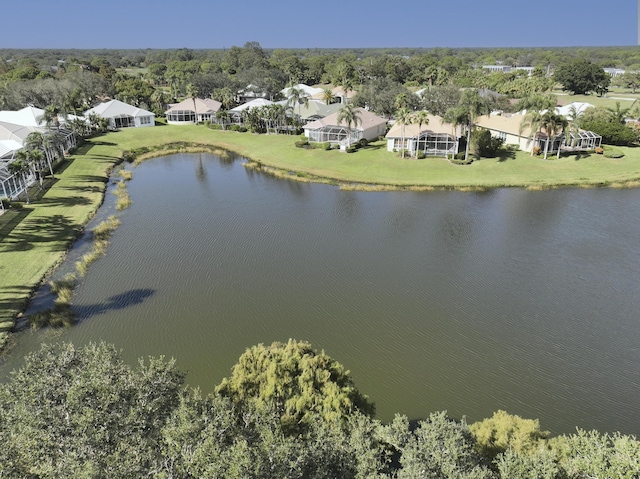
[553,58,610,95]
[0,342,185,478]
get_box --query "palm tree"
[7,156,32,203]
[413,110,430,157]
[606,102,631,124]
[517,94,557,157]
[186,83,199,125]
[336,104,362,148]
[39,105,61,131]
[287,86,309,120]
[24,132,54,177]
[538,111,568,160]
[395,108,414,159]
[213,87,235,110]
[457,89,490,162]
[215,110,230,131]
[321,88,335,105]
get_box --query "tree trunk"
[464,124,472,161]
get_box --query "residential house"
[476,112,602,154]
[165,98,221,125]
[304,108,387,145]
[385,113,459,157]
[85,99,155,128]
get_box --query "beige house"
[166,98,222,125]
[476,113,602,154]
[304,108,387,146]
[386,113,459,157]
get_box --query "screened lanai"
[563,130,602,150]
[113,115,136,129]
[307,125,360,144]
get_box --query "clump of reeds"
[29,274,78,329]
[76,216,121,277]
[118,169,133,181]
[113,180,131,210]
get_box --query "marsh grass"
[29,274,78,329]
[114,181,131,210]
[118,169,133,181]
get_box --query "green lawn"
[1,124,640,350]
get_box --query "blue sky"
[1,0,638,49]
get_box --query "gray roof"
[85,99,154,118]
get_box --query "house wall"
[362,123,386,142]
[134,115,155,127]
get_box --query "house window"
[140,116,151,125]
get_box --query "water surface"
[3,152,639,435]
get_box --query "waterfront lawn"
[106,124,640,188]
[0,142,121,348]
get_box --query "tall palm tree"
[24,132,54,177]
[287,86,309,120]
[412,110,430,157]
[539,111,568,160]
[213,87,235,110]
[457,89,490,162]
[186,83,199,125]
[516,94,557,156]
[395,108,414,159]
[7,156,32,203]
[336,104,362,148]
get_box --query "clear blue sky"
[1,0,638,49]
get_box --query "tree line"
[0,340,637,478]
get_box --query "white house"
[165,98,222,125]
[304,108,387,145]
[281,83,324,99]
[85,99,155,129]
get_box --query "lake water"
[2,152,639,436]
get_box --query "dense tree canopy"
[216,339,375,429]
[0,341,639,478]
[553,58,610,95]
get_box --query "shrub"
[533,146,542,156]
[121,150,135,162]
[416,151,427,159]
[238,126,248,133]
[595,147,604,154]
[208,123,222,130]
[295,139,309,148]
[345,146,357,153]
[1,198,10,209]
[580,119,638,146]
[322,142,332,150]
[603,148,624,158]
[358,138,369,148]
[229,125,240,132]
[472,129,504,158]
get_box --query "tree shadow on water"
[74,288,156,321]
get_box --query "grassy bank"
[1,124,640,350]
[0,142,122,349]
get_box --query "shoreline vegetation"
[1,124,640,350]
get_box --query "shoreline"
[1,127,640,351]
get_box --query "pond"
[2,152,639,436]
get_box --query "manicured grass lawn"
[1,123,640,350]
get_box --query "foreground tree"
[0,342,185,478]
[216,339,375,430]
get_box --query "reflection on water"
[2,153,640,436]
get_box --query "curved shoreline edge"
[1,127,640,352]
